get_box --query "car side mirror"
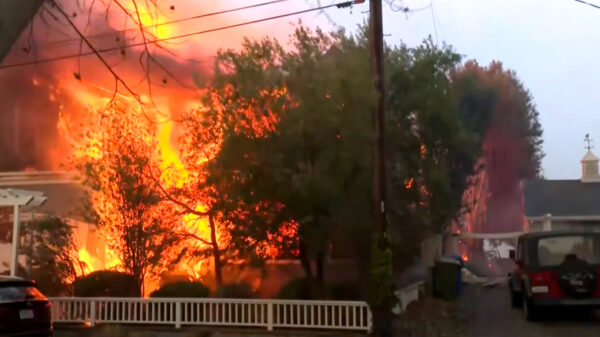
[509,249,516,260]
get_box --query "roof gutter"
[526,215,600,221]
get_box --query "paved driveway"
[461,285,600,337]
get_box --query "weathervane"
[585,133,594,151]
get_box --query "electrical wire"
[574,0,600,9]
[45,0,294,47]
[0,0,358,70]
[430,1,439,45]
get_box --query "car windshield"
[537,235,600,267]
[0,284,46,303]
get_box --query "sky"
[313,0,600,180]
[7,0,598,179]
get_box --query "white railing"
[49,297,371,332]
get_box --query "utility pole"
[369,0,386,237]
[368,1,392,335]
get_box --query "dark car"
[0,276,52,336]
[509,230,600,321]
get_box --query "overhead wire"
[574,0,600,9]
[0,0,358,70]
[44,0,295,48]
[430,1,439,45]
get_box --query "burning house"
[0,1,344,295]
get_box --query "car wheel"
[510,286,522,308]
[522,293,541,321]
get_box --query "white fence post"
[367,306,373,333]
[267,302,273,331]
[175,302,182,329]
[90,300,96,327]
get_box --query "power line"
[0,1,358,70]
[575,0,600,9]
[45,0,294,47]
[385,0,432,12]
[430,1,439,45]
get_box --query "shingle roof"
[523,179,600,218]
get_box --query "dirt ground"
[393,297,468,337]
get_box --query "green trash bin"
[433,257,462,300]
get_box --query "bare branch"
[175,231,212,246]
[131,0,173,119]
[145,165,210,218]
[48,0,140,101]
[85,0,98,29]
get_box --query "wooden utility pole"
[369,0,386,236]
[368,3,392,334]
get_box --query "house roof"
[523,179,600,218]
[0,172,89,221]
[0,183,88,221]
[582,150,599,162]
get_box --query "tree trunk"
[298,239,313,279]
[314,249,326,298]
[209,214,223,288]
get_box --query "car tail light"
[594,267,600,297]
[530,271,553,285]
[529,270,564,297]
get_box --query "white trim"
[0,171,78,186]
[456,232,523,239]
[527,215,600,221]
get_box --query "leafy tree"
[196,26,492,299]
[17,216,84,296]
[197,27,375,295]
[385,40,483,269]
[452,61,544,234]
[70,105,186,295]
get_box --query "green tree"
[385,40,484,269]
[452,61,544,234]
[18,216,84,296]
[195,26,493,300]
[197,27,375,295]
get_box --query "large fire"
[0,0,331,291]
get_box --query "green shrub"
[275,277,312,299]
[150,281,210,298]
[73,270,139,297]
[215,282,254,298]
[326,281,361,300]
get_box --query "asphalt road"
[461,285,600,337]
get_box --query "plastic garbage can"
[433,257,462,300]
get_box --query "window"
[537,235,600,267]
[0,284,46,303]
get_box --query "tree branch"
[48,0,140,102]
[145,166,210,218]
[175,231,212,246]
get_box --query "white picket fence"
[49,297,372,332]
